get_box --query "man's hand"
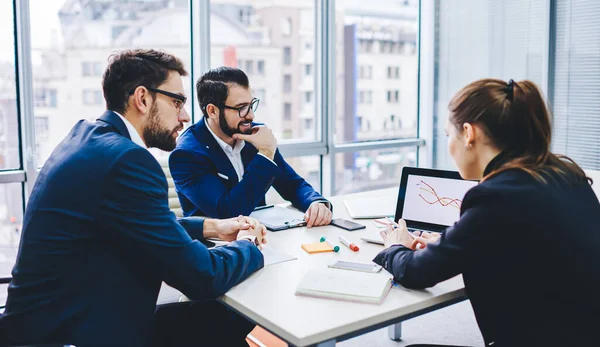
[232,125,277,160]
[204,216,252,242]
[304,202,332,228]
[237,220,267,249]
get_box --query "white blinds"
[433,0,548,169]
[552,0,600,170]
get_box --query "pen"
[319,237,340,252]
[339,236,359,251]
[253,204,274,211]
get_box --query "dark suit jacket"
[374,156,600,346]
[0,111,263,347]
[169,119,329,218]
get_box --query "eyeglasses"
[146,87,187,111]
[222,98,260,118]
[129,87,187,111]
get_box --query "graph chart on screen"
[417,180,463,210]
[402,175,478,227]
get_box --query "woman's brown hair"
[448,78,590,184]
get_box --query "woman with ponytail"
[375,79,600,347]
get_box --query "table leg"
[387,322,402,341]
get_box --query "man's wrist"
[258,148,275,160]
[202,219,219,239]
[238,234,259,246]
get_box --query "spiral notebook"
[295,268,393,304]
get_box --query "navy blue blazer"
[0,111,264,347]
[374,155,600,346]
[169,119,329,218]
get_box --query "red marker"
[339,236,359,252]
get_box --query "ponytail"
[448,78,590,185]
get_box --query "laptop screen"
[395,167,478,232]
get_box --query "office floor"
[338,300,484,347]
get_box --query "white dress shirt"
[204,118,276,182]
[114,111,147,149]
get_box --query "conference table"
[170,187,467,347]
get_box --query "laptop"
[395,167,479,233]
[343,196,396,219]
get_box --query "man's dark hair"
[102,49,188,114]
[196,67,250,118]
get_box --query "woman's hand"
[380,219,441,250]
[380,219,419,249]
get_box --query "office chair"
[158,157,183,217]
[1,277,76,347]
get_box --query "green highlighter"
[320,237,340,252]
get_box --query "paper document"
[295,268,393,304]
[261,246,297,266]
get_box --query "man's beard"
[219,111,253,138]
[144,103,180,152]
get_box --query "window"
[305,64,312,76]
[282,128,293,139]
[336,1,418,143]
[304,119,313,130]
[266,155,321,204]
[304,91,313,103]
[282,17,292,36]
[211,2,317,143]
[386,90,399,103]
[433,0,547,169]
[387,66,400,79]
[0,0,19,170]
[551,0,600,170]
[35,117,49,141]
[32,0,191,166]
[283,46,292,66]
[334,147,417,195]
[253,88,266,105]
[245,60,253,74]
[82,62,103,77]
[283,103,292,120]
[257,60,265,75]
[358,90,372,104]
[359,65,372,79]
[83,90,104,106]
[34,89,57,108]
[0,183,24,247]
[283,75,292,93]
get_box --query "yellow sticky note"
[301,242,333,254]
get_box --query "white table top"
[219,187,466,346]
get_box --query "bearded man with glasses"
[170,67,332,227]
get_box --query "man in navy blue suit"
[0,50,266,347]
[169,67,333,227]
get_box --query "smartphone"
[330,218,366,231]
[328,260,382,273]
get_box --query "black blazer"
[374,159,600,346]
[0,111,264,347]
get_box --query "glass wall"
[334,0,419,144]
[0,0,19,170]
[29,0,192,165]
[209,0,318,142]
[334,147,416,195]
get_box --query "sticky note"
[301,242,334,254]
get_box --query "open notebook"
[295,268,393,305]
